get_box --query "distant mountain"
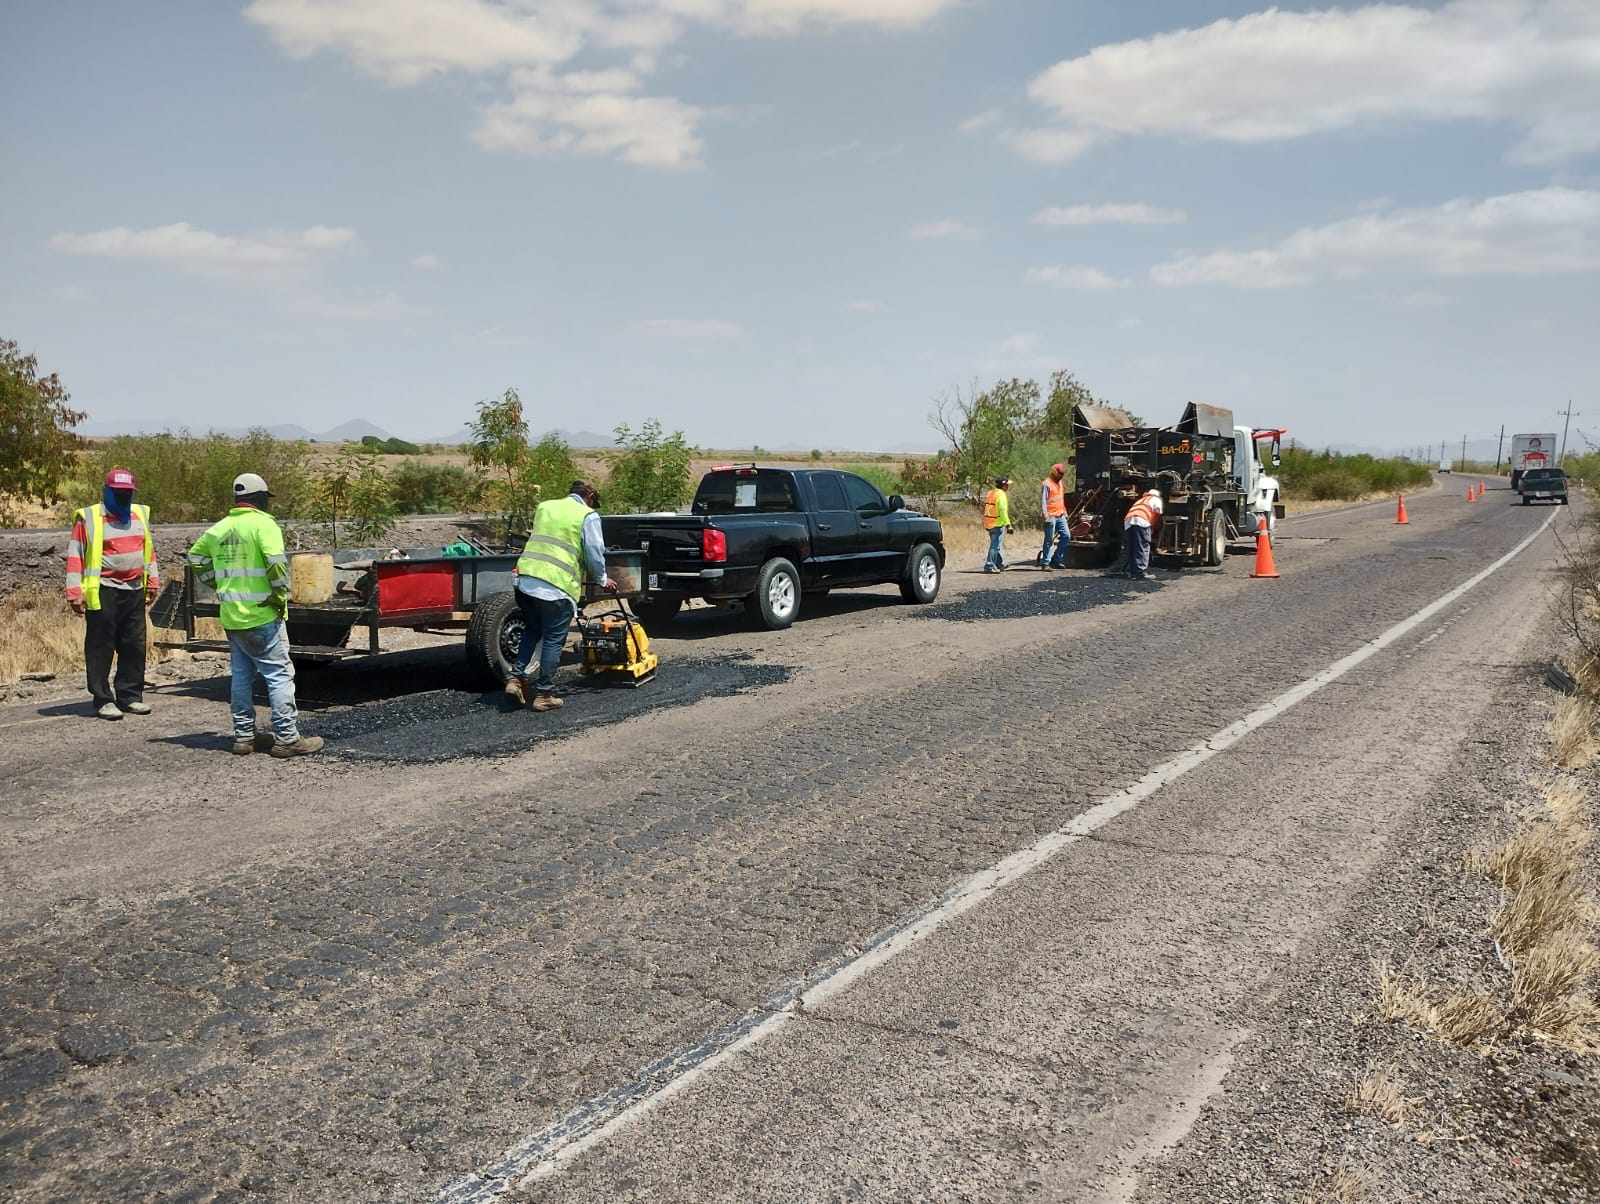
[318,419,393,443]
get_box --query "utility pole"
[1559,401,1579,465]
[1460,433,1467,470]
[1495,425,1505,472]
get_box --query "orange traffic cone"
[1467,485,1476,502]
[1396,494,1409,524]
[1477,481,1485,498]
[1250,528,1280,579]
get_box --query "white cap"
[233,472,273,497]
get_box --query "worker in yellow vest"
[507,479,616,713]
[982,475,1012,574]
[65,468,159,720]
[187,473,322,757]
[1038,462,1070,571]
[1121,487,1164,581]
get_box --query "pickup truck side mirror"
[887,494,906,512]
[1271,438,1281,468]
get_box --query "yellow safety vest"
[188,507,290,630]
[76,503,153,611]
[516,495,591,602]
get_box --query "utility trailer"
[1064,403,1285,569]
[153,542,648,686]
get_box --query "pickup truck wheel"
[1203,509,1227,567]
[752,558,800,629]
[900,543,942,603]
[634,597,682,626]
[466,590,524,685]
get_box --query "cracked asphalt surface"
[0,482,1579,1202]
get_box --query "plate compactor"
[576,599,659,685]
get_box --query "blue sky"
[5,0,1598,455]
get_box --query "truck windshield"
[693,470,798,514]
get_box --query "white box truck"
[1509,433,1557,492]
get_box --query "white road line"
[436,508,1558,1203]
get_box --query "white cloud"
[958,108,1003,134]
[991,332,1039,353]
[247,0,962,167]
[410,252,443,269]
[1032,203,1187,227]
[475,72,705,167]
[908,218,980,240]
[1023,265,1131,291]
[1150,188,1600,288]
[1015,0,1600,165]
[48,222,353,280]
[842,299,886,312]
[635,318,743,340]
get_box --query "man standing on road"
[187,473,322,757]
[65,468,159,720]
[505,479,615,713]
[1121,487,1164,581]
[1038,463,1071,571]
[982,476,1013,574]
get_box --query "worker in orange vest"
[982,475,1012,573]
[1038,462,1070,571]
[1121,487,1163,580]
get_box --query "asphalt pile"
[312,655,790,763]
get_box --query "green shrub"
[391,462,478,514]
[304,448,396,547]
[73,429,313,522]
[360,435,422,455]
[604,420,695,513]
[1277,447,1430,499]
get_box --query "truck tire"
[466,590,524,685]
[751,557,800,629]
[634,597,683,626]
[900,543,942,603]
[1203,509,1227,567]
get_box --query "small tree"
[604,420,695,513]
[929,377,1041,489]
[0,339,85,525]
[468,387,529,514]
[308,448,396,547]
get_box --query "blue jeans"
[1040,516,1070,567]
[984,526,1006,571]
[1124,523,1153,578]
[227,620,300,744]
[512,590,574,694]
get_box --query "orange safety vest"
[1124,495,1161,528]
[982,488,1008,530]
[1043,477,1066,518]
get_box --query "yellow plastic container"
[289,553,334,605]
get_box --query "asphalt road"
[0,482,1577,1202]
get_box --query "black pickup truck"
[601,465,945,629]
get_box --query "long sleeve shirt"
[65,508,158,600]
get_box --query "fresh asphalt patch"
[918,567,1192,621]
[312,654,790,763]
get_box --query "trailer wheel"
[634,597,683,626]
[1204,509,1227,567]
[466,590,524,685]
[900,543,942,603]
[751,557,800,629]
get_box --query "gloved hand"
[68,597,86,616]
[603,576,618,593]
[145,585,158,607]
[272,595,289,621]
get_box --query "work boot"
[531,693,564,712]
[232,738,256,756]
[122,701,152,715]
[97,703,123,721]
[270,735,324,758]
[503,675,527,706]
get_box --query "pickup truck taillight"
[702,529,727,562]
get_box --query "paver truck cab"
[1509,433,1558,492]
[600,465,946,630]
[1065,403,1285,569]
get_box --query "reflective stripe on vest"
[78,503,152,611]
[516,496,590,601]
[1043,478,1066,517]
[1124,496,1160,527]
[983,489,1005,530]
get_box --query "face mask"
[103,487,134,520]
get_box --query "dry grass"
[0,586,219,685]
[1301,1160,1372,1204]
[1549,694,1600,767]
[1345,1063,1412,1125]
[1375,960,1505,1047]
